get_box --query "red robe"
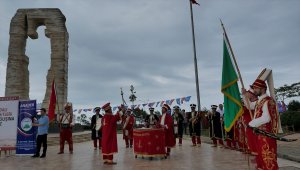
[101,112,120,155]
[242,107,258,155]
[124,115,135,139]
[159,113,176,148]
[254,97,279,170]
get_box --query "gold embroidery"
[261,137,276,170]
[255,97,278,134]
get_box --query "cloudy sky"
[0,0,299,117]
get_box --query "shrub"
[280,111,300,132]
[288,100,300,111]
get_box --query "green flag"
[221,39,243,132]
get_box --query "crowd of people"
[30,75,279,169]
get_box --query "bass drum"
[95,118,102,131]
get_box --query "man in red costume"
[123,108,135,148]
[241,88,259,155]
[119,105,127,147]
[247,79,279,170]
[101,102,122,165]
[58,102,74,154]
[159,104,175,157]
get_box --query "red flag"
[191,0,200,5]
[48,80,57,121]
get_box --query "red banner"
[48,80,56,121]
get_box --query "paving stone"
[1,133,299,170]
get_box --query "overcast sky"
[0,0,299,117]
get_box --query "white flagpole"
[189,0,201,112]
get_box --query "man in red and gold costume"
[58,102,74,154]
[159,104,175,157]
[123,108,135,148]
[101,102,122,165]
[119,105,127,147]
[247,79,279,170]
[241,88,259,155]
[234,116,243,151]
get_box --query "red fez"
[251,79,267,89]
[163,104,171,110]
[101,102,111,111]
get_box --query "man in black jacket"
[91,107,103,150]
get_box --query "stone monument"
[5,8,69,114]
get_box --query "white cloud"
[0,0,299,112]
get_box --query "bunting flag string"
[148,102,155,108]
[155,102,160,107]
[176,98,181,105]
[71,95,192,114]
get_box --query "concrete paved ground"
[277,133,300,163]
[0,134,299,170]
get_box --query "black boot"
[40,153,46,158]
[31,154,40,158]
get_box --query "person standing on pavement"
[119,105,127,147]
[172,106,184,146]
[245,79,279,170]
[145,107,159,128]
[188,104,202,147]
[159,104,175,157]
[101,102,122,165]
[58,102,74,154]
[32,108,49,158]
[241,88,259,155]
[181,109,188,135]
[208,105,224,147]
[123,108,135,148]
[91,107,103,150]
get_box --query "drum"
[95,118,102,130]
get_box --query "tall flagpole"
[189,0,201,112]
[220,21,252,170]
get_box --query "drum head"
[95,118,102,130]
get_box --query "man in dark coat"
[208,105,224,147]
[172,106,184,146]
[91,107,103,150]
[145,107,159,128]
[187,104,202,146]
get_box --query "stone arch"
[5,8,68,114]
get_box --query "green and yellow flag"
[221,39,243,132]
